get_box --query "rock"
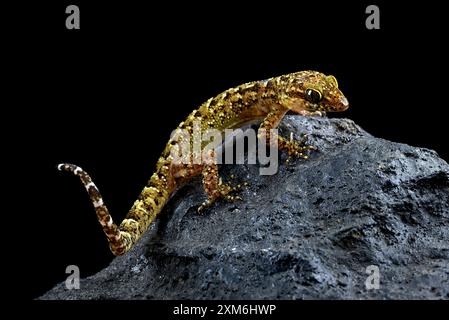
[39,116,449,300]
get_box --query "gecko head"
[280,71,349,113]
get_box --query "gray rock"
[40,116,449,300]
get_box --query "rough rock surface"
[40,116,449,299]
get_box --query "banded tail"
[58,163,171,255]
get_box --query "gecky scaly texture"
[58,71,349,255]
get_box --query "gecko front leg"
[258,108,316,160]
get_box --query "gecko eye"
[305,88,322,104]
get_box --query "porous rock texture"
[40,116,449,299]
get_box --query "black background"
[7,1,447,301]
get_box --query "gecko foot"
[283,133,317,163]
[197,181,244,214]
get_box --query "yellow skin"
[59,70,349,255]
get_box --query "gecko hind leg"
[198,150,242,213]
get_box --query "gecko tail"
[57,163,132,255]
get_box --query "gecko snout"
[329,95,349,112]
[338,96,349,111]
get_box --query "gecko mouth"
[308,104,322,112]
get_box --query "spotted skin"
[59,70,349,256]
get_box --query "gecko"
[58,70,349,256]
